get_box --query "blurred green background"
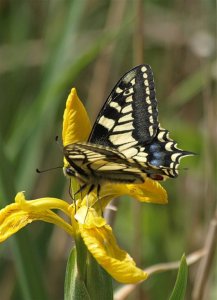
[0,1,216,299]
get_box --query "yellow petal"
[99,178,168,207]
[125,178,168,204]
[0,193,74,242]
[62,88,92,147]
[75,206,106,228]
[80,224,148,283]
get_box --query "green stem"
[74,234,88,281]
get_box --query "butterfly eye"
[65,167,75,176]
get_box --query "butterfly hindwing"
[64,143,168,184]
[132,126,192,178]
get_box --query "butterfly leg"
[87,184,95,194]
[97,184,101,196]
[69,182,88,213]
[74,183,88,196]
[96,184,103,216]
[89,184,103,216]
[69,179,82,213]
[69,179,76,208]
[81,184,94,222]
[85,184,95,210]
[84,184,95,209]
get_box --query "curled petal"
[80,224,148,283]
[62,88,91,147]
[0,203,29,241]
[0,193,74,242]
[124,178,168,204]
[99,178,168,207]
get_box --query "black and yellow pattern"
[64,65,193,188]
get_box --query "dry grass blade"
[114,249,206,300]
[192,218,217,300]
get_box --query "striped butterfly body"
[64,65,192,192]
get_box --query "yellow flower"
[0,192,74,241]
[0,88,168,284]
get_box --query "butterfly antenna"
[55,135,63,152]
[36,166,63,173]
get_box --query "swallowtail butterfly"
[64,65,192,193]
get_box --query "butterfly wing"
[88,65,158,148]
[87,64,192,178]
[64,143,167,184]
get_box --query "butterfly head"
[63,165,76,177]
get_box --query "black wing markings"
[88,65,158,148]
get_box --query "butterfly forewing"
[88,65,158,148]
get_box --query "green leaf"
[169,254,188,300]
[75,235,88,281]
[86,252,113,300]
[64,247,90,300]
[65,238,113,300]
